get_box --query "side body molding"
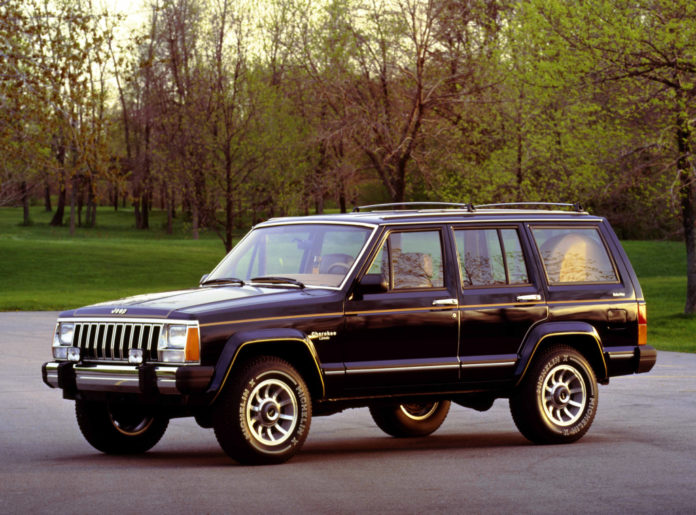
[207,328,325,401]
[514,321,607,385]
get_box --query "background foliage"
[1,0,696,311]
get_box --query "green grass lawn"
[621,240,695,352]
[1,206,694,351]
[0,205,229,310]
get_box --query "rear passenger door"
[453,225,548,383]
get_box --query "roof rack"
[352,202,475,213]
[474,202,585,212]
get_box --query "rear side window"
[531,227,618,284]
[454,228,529,287]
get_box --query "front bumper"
[42,361,214,396]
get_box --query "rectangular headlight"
[168,325,188,350]
[53,323,76,359]
[158,324,200,363]
[59,323,75,345]
[53,323,75,347]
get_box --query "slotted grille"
[73,322,163,362]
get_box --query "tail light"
[637,302,647,346]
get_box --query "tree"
[521,0,696,312]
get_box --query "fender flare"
[207,328,325,402]
[514,321,607,386]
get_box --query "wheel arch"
[207,328,325,404]
[515,321,607,386]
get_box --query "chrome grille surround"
[60,318,197,363]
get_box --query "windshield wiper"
[201,277,245,286]
[250,276,305,289]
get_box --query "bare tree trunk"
[87,179,96,227]
[516,90,524,202]
[50,169,66,226]
[77,179,84,228]
[133,195,142,229]
[678,104,696,313]
[69,175,77,236]
[21,181,31,225]
[225,155,234,252]
[139,119,152,229]
[44,176,52,212]
[140,192,150,229]
[192,202,200,240]
[167,187,174,235]
[338,177,347,213]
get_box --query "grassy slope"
[621,240,695,352]
[0,206,227,310]
[1,207,693,351]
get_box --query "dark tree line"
[2,0,696,309]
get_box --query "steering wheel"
[327,262,351,275]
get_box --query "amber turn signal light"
[637,302,647,346]
[185,327,200,362]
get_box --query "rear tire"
[213,357,311,465]
[510,345,598,444]
[75,400,168,454]
[369,400,450,438]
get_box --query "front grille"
[73,322,163,362]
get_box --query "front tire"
[213,357,311,465]
[75,400,168,454]
[510,345,598,444]
[369,400,450,438]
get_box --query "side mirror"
[199,274,209,285]
[356,273,388,296]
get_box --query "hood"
[64,285,335,320]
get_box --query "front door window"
[368,230,444,290]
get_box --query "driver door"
[342,227,460,392]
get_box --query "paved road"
[1,312,695,514]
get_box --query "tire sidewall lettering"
[240,369,308,453]
[535,352,595,437]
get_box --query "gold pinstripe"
[204,297,626,399]
[200,298,636,328]
[201,313,344,328]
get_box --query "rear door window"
[453,228,530,287]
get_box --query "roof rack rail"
[474,202,584,212]
[352,202,475,213]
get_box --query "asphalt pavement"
[1,311,695,514]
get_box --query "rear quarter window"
[531,227,618,284]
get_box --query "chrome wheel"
[400,402,440,421]
[511,345,597,444]
[245,377,299,447]
[75,400,168,454]
[370,400,450,437]
[214,357,311,464]
[541,364,587,427]
[109,407,155,436]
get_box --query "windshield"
[207,224,373,288]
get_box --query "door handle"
[432,298,458,307]
[516,294,542,302]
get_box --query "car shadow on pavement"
[300,432,529,458]
[44,431,615,468]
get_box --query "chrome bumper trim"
[43,362,181,394]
